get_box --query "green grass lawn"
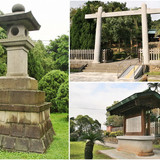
[154,144,160,149]
[70,141,112,159]
[0,113,68,159]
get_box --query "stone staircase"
[83,59,140,73]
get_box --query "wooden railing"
[70,49,94,60]
[139,48,160,61]
[70,49,113,62]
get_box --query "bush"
[38,70,68,112]
[113,52,127,61]
[70,132,79,141]
[56,79,69,113]
[104,131,110,137]
[109,130,123,137]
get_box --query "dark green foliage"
[106,101,123,127]
[28,40,54,81]
[38,70,67,112]
[47,35,68,72]
[56,79,69,113]
[70,132,79,141]
[70,2,152,52]
[109,130,123,137]
[70,115,104,159]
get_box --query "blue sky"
[70,82,148,130]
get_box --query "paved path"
[99,149,160,159]
[95,140,117,148]
[95,141,160,159]
[70,72,137,82]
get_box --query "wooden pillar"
[141,109,146,135]
[123,115,126,135]
[147,113,150,135]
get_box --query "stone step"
[0,90,45,105]
[83,69,118,73]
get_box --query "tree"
[70,115,104,159]
[47,35,69,72]
[106,101,123,127]
[56,79,69,113]
[38,70,68,112]
[28,40,55,81]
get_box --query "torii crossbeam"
[85,3,160,64]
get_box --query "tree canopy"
[70,1,152,52]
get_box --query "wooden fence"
[70,49,94,60]
[70,49,113,62]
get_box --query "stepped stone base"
[0,105,55,153]
[0,76,55,153]
[0,77,38,90]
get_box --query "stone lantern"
[0,4,54,153]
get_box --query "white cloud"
[0,0,69,41]
[70,82,148,129]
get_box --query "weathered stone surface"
[2,136,15,149]
[0,135,3,147]
[44,109,50,120]
[46,119,53,131]
[42,135,49,149]
[40,111,45,123]
[31,112,39,124]
[5,111,18,123]
[0,102,51,112]
[0,77,38,90]
[0,90,45,105]
[25,125,42,139]
[0,111,5,122]
[150,65,160,72]
[117,136,155,156]
[0,122,10,135]
[48,128,54,142]
[30,139,45,153]
[18,112,31,124]
[15,138,29,151]
[11,124,24,137]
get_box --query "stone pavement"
[70,72,137,82]
[99,149,160,159]
[95,141,160,159]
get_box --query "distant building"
[148,29,160,42]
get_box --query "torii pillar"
[93,7,102,63]
[85,3,160,64]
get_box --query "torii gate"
[85,3,160,64]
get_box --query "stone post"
[141,3,149,65]
[93,7,102,63]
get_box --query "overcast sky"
[71,0,160,21]
[0,0,69,44]
[70,82,148,130]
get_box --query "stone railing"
[139,48,160,61]
[70,49,94,60]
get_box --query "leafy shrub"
[113,52,127,61]
[109,130,123,137]
[104,131,110,137]
[70,132,79,141]
[38,70,68,112]
[56,79,69,113]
